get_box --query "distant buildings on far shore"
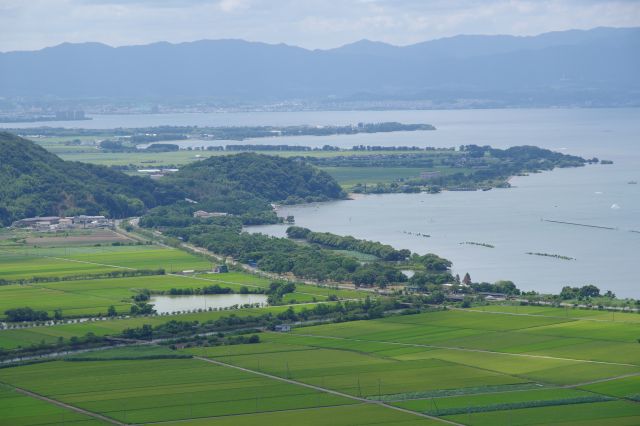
[55,110,86,121]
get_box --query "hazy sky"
[1,0,639,52]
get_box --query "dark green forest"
[0,133,345,226]
[0,132,181,225]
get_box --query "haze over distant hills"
[1,27,638,108]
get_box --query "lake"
[150,294,267,314]
[5,107,639,297]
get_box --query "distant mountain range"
[1,27,638,108]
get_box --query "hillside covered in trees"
[0,132,181,226]
[0,133,346,226]
[166,153,346,205]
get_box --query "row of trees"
[120,298,400,341]
[286,226,411,261]
[559,285,602,300]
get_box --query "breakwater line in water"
[543,219,616,231]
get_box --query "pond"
[149,294,268,314]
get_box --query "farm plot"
[393,388,606,416]
[185,340,527,398]
[443,400,640,426]
[24,230,132,247]
[579,375,640,399]
[0,245,212,281]
[291,309,640,367]
[0,358,355,424]
[0,386,108,426]
[471,305,640,323]
[159,404,441,426]
[320,167,427,188]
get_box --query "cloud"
[217,0,248,12]
[0,0,638,51]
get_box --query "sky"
[1,0,639,52]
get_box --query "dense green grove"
[165,225,409,286]
[286,226,411,261]
[165,153,345,205]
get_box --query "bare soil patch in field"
[25,230,133,246]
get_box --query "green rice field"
[0,387,108,426]
[1,307,639,425]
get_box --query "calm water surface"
[150,294,267,314]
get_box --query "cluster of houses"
[193,210,231,219]
[137,168,179,179]
[11,215,114,231]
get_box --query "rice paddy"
[1,231,638,425]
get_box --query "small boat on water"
[628,180,638,184]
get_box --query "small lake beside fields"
[150,294,268,314]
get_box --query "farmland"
[0,386,108,426]
[0,307,639,425]
[0,225,638,425]
[179,308,640,424]
[0,244,214,281]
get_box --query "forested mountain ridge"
[167,153,346,204]
[0,133,346,226]
[0,132,181,226]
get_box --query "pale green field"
[289,309,640,366]
[0,245,213,281]
[473,304,640,323]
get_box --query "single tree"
[462,273,472,285]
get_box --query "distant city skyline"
[1,0,639,52]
